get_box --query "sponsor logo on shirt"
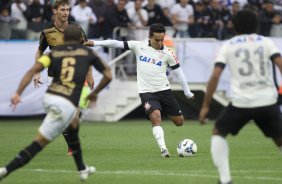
[230,35,263,45]
[139,55,162,67]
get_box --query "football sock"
[62,129,71,148]
[211,135,231,184]
[67,126,86,171]
[5,141,43,175]
[152,126,167,151]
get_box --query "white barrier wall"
[0,41,109,116]
[1,38,282,116]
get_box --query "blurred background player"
[32,0,94,156]
[84,23,194,157]
[199,10,282,184]
[0,24,112,182]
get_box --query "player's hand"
[87,78,94,90]
[185,91,195,100]
[83,40,94,47]
[199,106,209,125]
[86,92,98,108]
[33,74,43,88]
[10,93,21,111]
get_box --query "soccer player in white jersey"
[199,10,282,184]
[84,23,195,157]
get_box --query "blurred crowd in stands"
[0,0,282,41]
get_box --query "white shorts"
[39,93,76,141]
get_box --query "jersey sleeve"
[126,41,142,52]
[167,48,180,69]
[265,38,280,58]
[38,54,51,68]
[38,31,48,52]
[215,42,228,64]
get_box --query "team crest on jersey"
[139,55,162,66]
[144,102,151,111]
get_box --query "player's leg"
[169,115,184,126]
[159,89,185,156]
[0,133,47,180]
[62,108,80,156]
[47,76,73,156]
[160,89,184,126]
[211,104,250,184]
[149,109,170,157]
[66,120,96,181]
[253,104,282,152]
[139,92,170,157]
[211,130,231,184]
[0,94,76,181]
[64,82,91,156]
[69,108,96,181]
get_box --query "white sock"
[152,126,167,151]
[211,135,231,183]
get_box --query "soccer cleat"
[0,167,7,181]
[79,165,96,181]
[67,148,73,156]
[160,149,170,158]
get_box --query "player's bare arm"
[199,66,223,125]
[86,67,94,90]
[86,65,112,107]
[11,62,44,110]
[273,55,282,74]
[33,49,44,88]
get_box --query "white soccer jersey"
[126,40,179,93]
[216,34,280,108]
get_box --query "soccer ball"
[177,139,197,157]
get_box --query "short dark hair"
[232,10,258,34]
[64,24,81,43]
[149,23,166,37]
[264,0,274,4]
[52,0,70,9]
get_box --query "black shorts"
[139,89,182,118]
[215,103,282,138]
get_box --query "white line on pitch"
[22,169,282,181]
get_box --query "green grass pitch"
[0,119,281,184]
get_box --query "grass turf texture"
[0,119,281,184]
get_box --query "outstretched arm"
[199,65,223,124]
[83,40,125,48]
[86,63,112,106]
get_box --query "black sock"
[62,129,71,149]
[68,126,86,171]
[5,141,43,174]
